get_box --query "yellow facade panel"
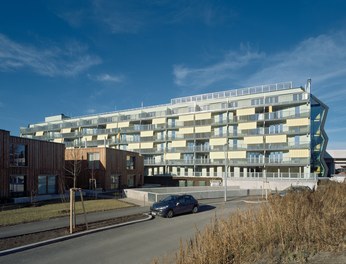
[106,123,118,129]
[152,118,166,124]
[195,126,211,133]
[244,136,263,144]
[238,122,257,130]
[210,138,227,146]
[36,131,44,136]
[210,152,225,159]
[61,128,71,133]
[141,142,154,149]
[165,153,181,160]
[118,122,130,128]
[195,112,211,120]
[128,143,140,150]
[236,108,255,116]
[265,135,287,143]
[140,130,154,137]
[286,118,309,127]
[228,151,246,159]
[171,140,186,147]
[179,127,194,134]
[53,138,63,143]
[97,134,108,140]
[83,136,93,141]
[178,114,194,122]
[289,149,310,158]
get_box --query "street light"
[224,143,228,202]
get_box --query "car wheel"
[166,210,174,218]
[192,206,198,214]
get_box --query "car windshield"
[161,196,178,202]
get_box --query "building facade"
[20,81,328,185]
[0,130,65,201]
[65,147,144,190]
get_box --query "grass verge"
[157,181,346,264]
[0,199,133,226]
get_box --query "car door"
[175,196,188,215]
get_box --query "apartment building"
[0,130,65,201]
[65,147,144,190]
[20,80,328,185]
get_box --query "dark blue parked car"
[150,194,199,218]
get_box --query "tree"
[64,148,83,188]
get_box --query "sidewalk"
[0,196,263,239]
[0,198,150,239]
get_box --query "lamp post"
[224,143,228,202]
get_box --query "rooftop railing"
[171,82,293,104]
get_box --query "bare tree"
[64,148,83,188]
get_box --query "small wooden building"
[65,147,144,190]
[0,130,65,201]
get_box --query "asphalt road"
[0,199,259,264]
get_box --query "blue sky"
[1,0,346,149]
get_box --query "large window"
[10,175,26,196]
[88,152,100,169]
[9,144,27,166]
[126,155,136,170]
[38,175,57,195]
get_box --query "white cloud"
[173,46,264,89]
[0,34,101,77]
[95,73,124,83]
[245,31,346,89]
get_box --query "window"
[10,175,26,196]
[9,144,27,166]
[126,155,136,170]
[88,152,100,169]
[111,175,120,189]
[38,175,57,195]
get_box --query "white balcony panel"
[238,122,257,130]
[118,122,130,128]
[171,140,186,147]
[128,143,140,150]
[210,138,227,146]
[179,114,194,122]
[140,130,154,137]
[141,142,154,149]
[106,123,118,129]
[152,118,166,124]
[165,153,180,160]
[179,127,194,134]
[210,152,225,159]
[97,134,108,140]
[286,118,309,127]
[195,126,211,133]
[228,151,246,159]
[195,112,211,120]
[244,136,263,144]
[236,107,255,116]
[266,135,287,143]
[289,149,309,158]
[61,128,71,133]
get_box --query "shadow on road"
[198,204,216,213]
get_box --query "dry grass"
[0,199,133,226]
[157,181,346,264]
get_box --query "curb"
[0,214,153,256]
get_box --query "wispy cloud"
[245,31,346,89]
[173,45,264,89]
[0,34,101,76]
[95,73,124,83]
